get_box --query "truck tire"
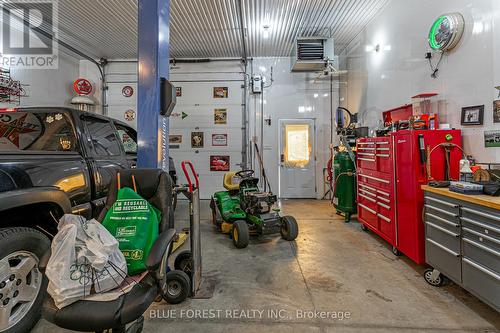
[0,227,50,333]
[232,221,249,249]
[280,216,299,241]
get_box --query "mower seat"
[223,171,240,191]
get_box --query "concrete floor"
[34,200,500,333]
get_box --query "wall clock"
[428,13,465,52]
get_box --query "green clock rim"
[429,16,447,50]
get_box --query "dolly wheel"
[361,224,369,232]
[174,250,193,275]
[232,220,249,248]
[281,216,299,241]
[163,270,190,304]
[424,268,444,287]
[391,246,401,256]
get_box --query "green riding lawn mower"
[210,169,299,248]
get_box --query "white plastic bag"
[46,214,127,309]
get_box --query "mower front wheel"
[281,216,299,241]
[232,220,249,248]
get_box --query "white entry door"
[278,119,316,198]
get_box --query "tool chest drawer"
[357,169,392,192]
[425,220,461,254]
[426,238,461,282]
[357,139,392,172]
[462,258,500,311]
[424,193,460,217]
[462,236,500,274]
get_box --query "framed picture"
[212,134,228,146]
[213,87,228,98]
[494,100,500,123]
[461,105,484,125]
[191,132,204,148]
[210,155,230,171]
[484,130,500,148]
[169,134,182,144]
[214,108,227,124]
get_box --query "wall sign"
[428,13,465,51]
[124,109,135,121]
[191,132,204,148]
[73,78,93,95]
[212,134,228,146]
[484,130,500,148]
[213,87,228,98]
[176,87,182,97]
[494,100,500,123]
[460,105,484,126]
[169,135,182,144]
[122,85,134,97]
[210,155,230,171]
[214,108,227,124]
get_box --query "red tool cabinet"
[356,130,462,264]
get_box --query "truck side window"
[83,116,122,156]
[115,124,137,154]
[0,111,76,152]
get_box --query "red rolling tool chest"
[356,130,462,264]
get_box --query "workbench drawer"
[425,238,461,282]
[425,210,460,234]
[460,215,500,243]
[425,220,461,254]
[461,204,500,232]
[424,193,460,216]
[463,237,500,274]
[462,258,500,311]
[462,227,500,252]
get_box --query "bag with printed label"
[102,174,160,275]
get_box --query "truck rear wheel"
[281,216,299,241]
[0,227,50,333]
[232,221,249,249]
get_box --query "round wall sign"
[124,109,136,121]
[122,85,134,97]
[428,13,465,51]
[73,78,93,95]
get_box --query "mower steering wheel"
[236,170,254,179]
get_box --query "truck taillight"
[0,108,17,112]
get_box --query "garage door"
[169,80,243,199]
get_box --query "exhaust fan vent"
[291,37,334,72]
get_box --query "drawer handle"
[461,217,500,235]
[463,238,500,258]
[425,212,459,228]
[375,142,389,145]
[360,174,390,184]
[378,213,391,223]
[376,154,390,158]
[359,203,376,215]
[461,207,500,222]
[358,152,375,157]
[359,189,377,197]
[376,189,390,197]
[377,202,391,210]
[359,184,377,192]
[426,238,460,257]
[463,258,500,281]
[359,193,377,203]
[425,204,458,218]
[377,196,391,203]
[358,147,376,151]
[425,221,459,237]
[425,196,459,208]
[357,142,375,145]
[358,158,376,162]
[462,227,500,246]
[376,148,390,151]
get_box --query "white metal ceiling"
[48,0,390,59]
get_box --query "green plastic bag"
[102,187,160,275]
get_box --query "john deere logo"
[116,226,136,237]
[122,249,143,261]
[1,0,59,69]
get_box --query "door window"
[83,116,122,156]
[284,124,311,167]
[115,124,138,154]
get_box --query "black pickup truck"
[0,107,174,333]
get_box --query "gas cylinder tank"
[333,151,357,221]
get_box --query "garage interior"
[0,0,499,332]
